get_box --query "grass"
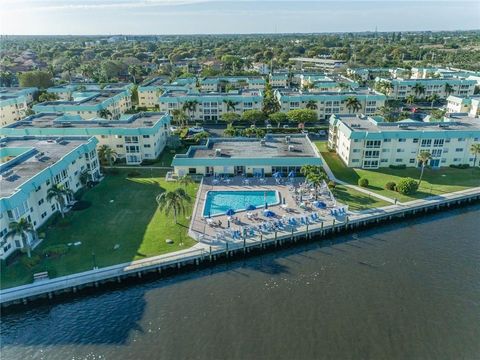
[141,146,188,167]
[332,185,389,211]
[315,141,480,202]
[0,168,198,289]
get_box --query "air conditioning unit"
[288,145,295,152]
[285,135,291,144]
[215,148,222,157]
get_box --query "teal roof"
[160,89,263,103]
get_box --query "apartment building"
[328,113,480,169]
[200,76,265,92]
[347,67,408,81]
[289,57,347,72]
[0,87,37,126]
[275,89,386,120]
[300,74,359,92]
[2,112,171,165]
[159,89,263,122]
[138,77,169,108]
[46,83,133,101]
[33,89,132,120]
[447,95,480,118]
[0,136,100,259]
[375,78,476,100]
[269,73,289,88]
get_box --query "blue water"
[203,190,279,216]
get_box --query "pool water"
[203,190,280,217]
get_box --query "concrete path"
[318,152,397,204]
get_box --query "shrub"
[385,181,397,191]
[20,254,41,269]
[328,180,336,189]
[389,164,406,170]
[449,164,470,169]
[71,200,92,211]
[358,177,369,187]
[127,170,141,177]
[104,168,119,175]
[396,177,419,195]
[43,244,69,257]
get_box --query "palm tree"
[306,100,318,110]
[428,94,440,108]
[416,151,432,186]
[128,65,141,84]
[413,83,426,98]
[444,83,454,96]
[46,184,74,219]
[406,94,416,105]
[98,108,112,119]
[182,100,199,123]
[177,175,194,188]
[345,96,362,113]
[171,109,188,127]
[338,82,351,92]
[470,143,480,167]
[97,144,118,167]
[156,188,191,224]
[6,218,36,258]
[79,170,90,186]
[223,99,238,112]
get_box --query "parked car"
[283,124,290,129]
[318,130,327,136]
[170,126,179,132]
[188,126,204,133]
[266,124,273,129]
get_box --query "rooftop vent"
[2,169,14,178]
[215,148,222,157]
[143,120,153,126]
[288,145,295,152]
[260,139,266,146]
[285,135,291,144]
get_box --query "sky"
[1,0,479,35]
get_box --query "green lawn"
[141,146,188,167]
[315,141,480,202]
[332,185,389,211]
[1,169,198,289]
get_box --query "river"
[1,204,480,360]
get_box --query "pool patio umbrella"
[226,209,235,216]
[288,171,295,178]
[246,204,256,211]
[264,210,275,217]
[273,171,282,179]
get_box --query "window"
[38,199,44,206]
[382,149,390,153]
[398,138,406,142]
[458,138,465,142]
[352,149,360,153]
[455,148,463,152]
[396,149,404,153]
[144,144,151,148]
[142,135,150,138]
[51,204,56,211]
[433,139,444,147]
[395,159,403,163]
[413,138,419,143]
[364,150,380,158]
[409,159,415,163]
[421,139,432,147]
[116,145,124,148]
[41,212,47,219]
[365,140,381,148]
[383,139,391,142]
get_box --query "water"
[203,190,279,216]
[2,204,480,359]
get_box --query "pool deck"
[189,176,339,242]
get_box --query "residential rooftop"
[276,88,384,98]
[160,89,262,99]
[0,136,97,199]
[33,89,129,111]
[139,77,170,88]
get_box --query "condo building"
[289,57,347,72]
[172,134,322,177]
[0,136,100,259]
[2,112,171,165]
[446,95,480,118]
[328,114,480,169]
[269,73,290,88]
[159,89,263,122]
[199,76,265,92]
[46,83,133,101]
[0,87,38,126]
[375,78,476,99]
[32,88,132,120]
[138,77,169,108]
[347,67,409,81]
[275,89,386,120]
[300,74,359,92]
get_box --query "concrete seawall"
[1,187,479,308]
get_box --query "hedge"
[396,177,419,195]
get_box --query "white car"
[189,126,205,133]
[170,126,179,132]
[283,124,290,129]
[266,124,273,129]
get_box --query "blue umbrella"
[246,204,256,211]
[264,210,275,217]
[226,208,235,216]
[273,171,282,178]
[288,171,296,178]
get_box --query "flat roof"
[160,89,262,98]
[0,137,96,199]
[191,135,317,159]
[35,89,128,107]
[276,88,382,97]
[3,112,169,130]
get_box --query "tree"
[262,82,280,116]
[0,71,15,87]
[193,131,209,143]
[221,112,241,125]
[46,184,74,219]
[98,108,112,119]
[413,83,426,98]
[156,188,191,224]
[427,93,440,108]
[223,100,238,112]
[306,100,318,110]
[268,112,288,128]
[406,94,416,105]
[416,151,432,186]
[79,170,90,186]
[396,177,419,195]
[287,109,317,125]
[63,60,77,83]
[128,65,141,84]
[241,109,266,126]
[431,109,446,120]
[97,144,118,167]
[6,218,36,258]
[182,100,199,123]
[171,109,188,127]
[38,92,59,103]
[345,96,362,113]
[18,70,53,89]
[300,165,329,200]
[177,175,194,188]
[470,143,480,167]
[444,83,454,96]
[223,124,238,137]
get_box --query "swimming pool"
[203,190,280,217]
